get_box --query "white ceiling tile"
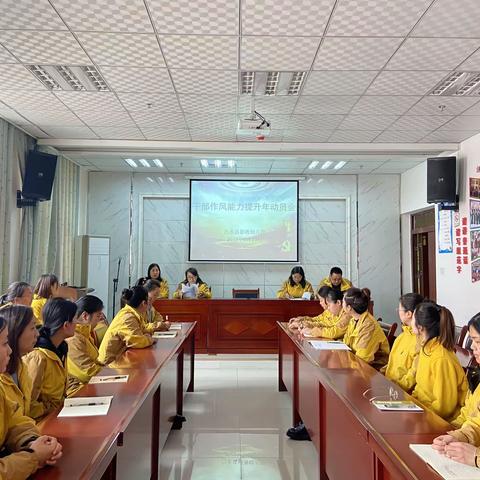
[314,37,402,70]
[327,0,432,37]
[303,71,378,95]
[366,70,450,95]
[16,124,49,138]
[90,125,145,139]
[77,33,165,67]
[0,31,89,65]
[282,131,332,142]
[0,105,30,124]
[99,67,174,93]
[458,49,480,71]
[117,93,180,112]
[386,38,480,71]
[338,115,398,130]
[139,128,191,141]
[149,0,238,35]
[242,0,335,36]
[294,96,359,114]
[52,0,153,33]
[237,131,284,142]
[186,113,237,130]
[288,114,344,131]
[389,115,453,131]
[130,110,187,129]
[238,96,298,114]
[0,90,69,111]
[336,161,384,173]
[190,131,237,141]
[75,109,136,127]
[241,36,320,71]
[43,126,99,139]
[170,69,238,94]
[179,95,238,113]
[373,130,433,143]
[421,130,476,143]
[0,65,46,90]
[350,96,420,115]
[0,0,67,30]
[328,130,382,142]
[439,116,480,130]
[407,96,479,116]
[54,91,126,112]
[263,116,291,130]
[0,45,17,64]
[21,110,86,127]
[412,0,480,38]
[160,35,238,70]
[462,102,480,116]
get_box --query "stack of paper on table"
[410,444,480,479]
[89,375,129,384]
[168,323,182,330]
[58,396,113,417]
[372,400,422,412]
[309,340,351,351]
[153,331,177,339]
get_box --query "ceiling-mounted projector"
[237,111,271,141]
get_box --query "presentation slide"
[189,180,298,262]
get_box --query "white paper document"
[372,400,423,412]
[58,396,113,417]
[410,444,480,479]
[309,340,351,351]
[153,331,177,339]
[168,323,182,330]
[89,375,129,384]
[181,283,198,298]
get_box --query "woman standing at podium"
[277,266,313,299]
[173,268,212,299]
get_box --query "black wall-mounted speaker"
[427,156,456,204]
[22,150,57,201]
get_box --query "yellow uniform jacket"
[173,283,212,299]
[98,304,153,366]
[343,311,390,369]
[449,383,480,445]
[412,338,467,422]
[157,279,169,299]
[383,325,420,392]
[308,310,351,340]
[66,324,102,397]
[318,277,352,292]
[23,346,68,421]
[142,306,168,335]
[0,361,33,417]
[31,294,47,327]
[277,280,314,299]
[0,385,40,480]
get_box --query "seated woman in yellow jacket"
[24,298,76,421]
[66,295,105,397]
[342,288,390,370]
[300,290,351,340]
[98,286,154,366]
[146,263,169,298]
[31,274,59,327]
[143,280,171,334]
[288,286,331,331]
[0,305,38,417]
[432,312,480,467]
[0,314,63,478]
[0,282,34,310]
[382,293,424,392]
[318,266,352,294]
[277,266,314,300]
[411,302,467,422]
[173,268,212,299]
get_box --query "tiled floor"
[159,354,319,480]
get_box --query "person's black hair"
[399,293,424,313]
[288,266,306,288]
[121,286,148,309]
[326,289,343,304]
[1,305,35,375]
[414,301,455,351]
[467,313,480,393]
[147,263,163,282]
[182,268,205,285]
[135,277,148,287]
[34,274,59,299]
[344,287,370,314]
[317,286,331,299]
[330,267,343,276]
[41,297,77,337]
[0,282,32,305]
[144,279,161,292]
[76,295,104,317]
[0,316,6,334]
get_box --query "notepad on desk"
[168,323,182,330]
[309,340,351,351]
[153,331,177,339]
[372,400,423,412]
[58,396,113,417]
[410,444,480,479]
[89,375,129,384]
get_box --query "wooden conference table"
[153,298,321,354]
[33,322,196,480]
[278,322,450,480]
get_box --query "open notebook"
[309,340,351,351]
[410,444,480,479]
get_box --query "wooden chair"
[455,346,476,371]
[232,288,260,299]
[455,325,469,348]
[377,318,398,348]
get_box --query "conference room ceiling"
[0,0,480,147]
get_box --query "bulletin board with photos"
[470,178,480,282]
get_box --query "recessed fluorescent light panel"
[308,160,319,169]
[430,71,480,96]
[334,161,347,170]
[152,159,164,168]
[138,159,150,167]
[146,177,154,182]
[168,177,174,183]
[200,159,209,168]
[124,158,137,168]
[241,71,307,96]
[200,159,236,169]
[321,161,333,170]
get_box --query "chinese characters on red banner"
[455,216,469,274]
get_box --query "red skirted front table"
[153,298,322,354]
